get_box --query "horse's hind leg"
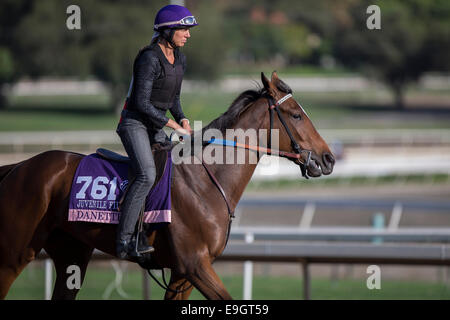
[185,257,232,300]
[44,229,93,300]
[0,269,17,299]
[164,272,194,300]
[0,204,52,299]
[0,240,45,299]
[0,249,35,299]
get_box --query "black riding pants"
[116,117,167,242]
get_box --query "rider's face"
[172,28,191,47]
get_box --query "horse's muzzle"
[321,152,335,175]
[304,152,335,177]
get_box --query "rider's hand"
[181,119,192,134]
[175,127,190,136]
[175,127,191,141]
[166,119,192,141]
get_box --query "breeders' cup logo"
[119,180,129,192]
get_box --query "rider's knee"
[136,167,156,187]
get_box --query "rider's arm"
[168,52,189,130]
[169,96,186,125]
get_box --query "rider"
[116,4,197,259]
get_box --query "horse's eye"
[292,114,302,120]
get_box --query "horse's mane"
[202,89,265,134]
[202,78,292,134]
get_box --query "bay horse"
[0,72,334,300]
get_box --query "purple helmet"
[154,5,198,31]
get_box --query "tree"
[8,0,166,112]
[0,0,227,112]
[0,0,33,108]
[330,0,450,109]
[276,0,449,109]
[182,1,227,81]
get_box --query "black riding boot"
[116,231,154,259]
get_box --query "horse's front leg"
[44,229,93,300]
[184,255,232,300]
[164,271,194,300]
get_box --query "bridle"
[207,92,313,179]
[267,93,312,179]
[201,91,314,249]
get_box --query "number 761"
[75,176,118,200]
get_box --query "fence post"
[243,232,254,300]
[388,202,403,230]
[299,202,316,229]
[302,260,310,300]
[142,269,150,300]
[44,259,53,300]
[372,212,385,244]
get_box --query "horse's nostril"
[323,152,335,167]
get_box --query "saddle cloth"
[68,151,172,225]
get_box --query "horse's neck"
[210,157,258,211]
[205,102,267,210]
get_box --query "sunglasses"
[155,16,197,29]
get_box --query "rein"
[207,93,312,178]
[146,268,193,295]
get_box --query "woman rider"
[116,5,197,259]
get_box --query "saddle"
[69,146,173,227]
[96,143,171,199]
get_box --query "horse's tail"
[0,162,21,183]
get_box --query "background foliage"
[0,0,449,110]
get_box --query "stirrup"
[132,232,155,256]
[116,240,154,260]
[134,243,155,255]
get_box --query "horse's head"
[261,71,335,177]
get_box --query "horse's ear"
[271,71,279,84]
[261,72,277,96]
[261,72,270,90]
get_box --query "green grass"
[5,263,450,300]
[1,87,450,132]
[1,94,117,131]
[0,110,118,131]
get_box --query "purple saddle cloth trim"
[68,152,172,225]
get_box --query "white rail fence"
[8,75,450,96]
[37,231,450,300]
[2,130,450,179]
[34,197,450,300]
[2,129,450,151]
